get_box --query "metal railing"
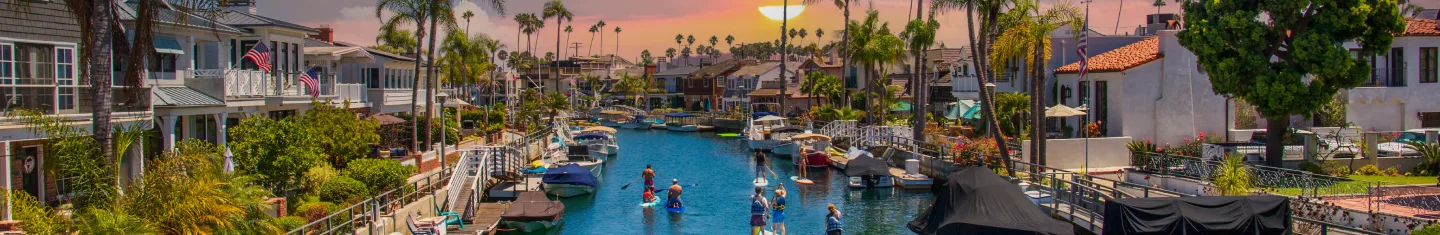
[286,167,452,235]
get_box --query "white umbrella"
[1044,104,1087,118]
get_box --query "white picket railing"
[335,83,367,102]
[224,70,270,97]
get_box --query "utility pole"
[570,42,584,57]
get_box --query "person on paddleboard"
[642,186,657,204]
[642,164,656,189]
[667,179,683,208]
[749,187,770,235]
[825,204,844,235]
[771,187,788,235]
[754,150,767,180]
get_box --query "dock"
[451,203,509,234]
[825,150,932,189]
[488,176,543,201]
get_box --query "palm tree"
[378,0,433,151]
[901,15,938,141]
[420,0,464,151]
[544,0,573,94]
[681,46,693,64]
[800,28,809,44]
[847,9,906,124]
[804,0,856,108]
[614,27,623,67]
[933,0,1016,165]
[988,0,1080,167]
[597,20,608,56]
[666,48,678,60]
[675,34,685,56]
[515,14,529,53]
[725,35,736,49]
[476,36,506,136]
[463,10,475,36]
[817,28,826,42]
[589,25,601,56]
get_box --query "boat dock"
[451,202,509,234]
[824,149,932,189]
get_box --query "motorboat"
[844,154,894,188]
[767,127,806,157]
[745,113,791,151]
[790,133,833,167]
[578,126,619,155]
[542,163,600,197]
[496,191,566,234]
[664,113,699,132]
[621,114,653,129]
[597,110,633,127]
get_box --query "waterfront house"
[725,62,800,112]
[1342,18,1440,131]
[652,63,699,109]
[0,0,153,205]
[685,59,741,111]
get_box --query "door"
[17,146,40,199]
[1096,81,1109,136]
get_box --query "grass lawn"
[1266,175,1437,196]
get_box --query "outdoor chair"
[433,203,464,229]
[406,214,437,235]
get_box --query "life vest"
[826,215,843,231]
[773,196,786,212]
[750,196,766,215]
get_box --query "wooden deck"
[448,203,509,235]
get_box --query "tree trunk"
[556,18,563,95]
[912,0,927,143]
[90,0,115,166]
[1264,116,1289,167]
[779,1,788,114]
[409,17,427,152]
[841,3,852,110]
[965,2,1012,174]
[424,1,440,152]
[1032,39,1047,167]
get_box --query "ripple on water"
[554,129,934,235]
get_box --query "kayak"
[753,177,769,187]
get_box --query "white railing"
[335,83,367,102]
[444,149,485,210]
[952,76,980,92]
[190,69,226,77]
[225,70,270,97]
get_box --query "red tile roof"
[1054,37,1162,74]
[1405,18,1440,36]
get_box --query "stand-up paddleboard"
[753,177,769,187]
[665,199,685,213]
[639,196,662,208]
[790,176,814,185]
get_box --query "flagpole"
[1081,0,1091,174]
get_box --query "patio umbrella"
[961,101,983,120]
[946,100,977,119]
[1044,104,1087,118]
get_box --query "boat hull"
[497,219,566,235]
[620,122,643,129]
[599,120,625,127]
[667,125,698,132]
[793,152,831,167]
[771,143,800,157]
[543,184,596,197]
[747,139,784,150]
[847,176,894,188]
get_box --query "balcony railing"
[1361,65,1405,87]
[335,84,367,102]
[186,69,345,99]
[952,76,980,92]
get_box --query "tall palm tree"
[666,48,678,60]
[681,46,693,65]
[800,28,809,44]
[476,36,506,135]
[544,0,573,94]
[934,0,1017,168]
[675,34,685,57]
[565,25,574,56]
[378,0,432,151]
[901,11,939,142]
[589,25,601,56]
[989,0,1081,167]
[463,10,475,36]
[597,21,608,56]
[614,27,623,68]
[515,14,529,54]
[686,35,696,64]
[817,28,825,42]
[421,0,463,151]
[725,35,736,49]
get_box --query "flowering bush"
[1172,132,1224,157]
[1083,121,1103,137]
[956,137,1002,167]
[1126,140,1158,154]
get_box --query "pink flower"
[1184,138,1192,142]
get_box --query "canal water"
[556,129,935,234]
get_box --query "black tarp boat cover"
[1102,196,1290,235]
[501,191,565,222]
[771,126,806,133]
[844,155,891,176]
[908,167,1074,235]
[541,164,597,187]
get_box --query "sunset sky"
[256,0,1440,60]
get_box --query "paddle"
[620,177,644,190]
[653,184,699,193]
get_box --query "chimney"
[221,0,258,14]
[657,57,670,72]
[310,26,335,43]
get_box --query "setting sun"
[758,5,805,20]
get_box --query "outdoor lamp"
[436,92,449,168]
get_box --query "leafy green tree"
[229,116,325,191]
[988,0,1080,166]
[995,92,1030,139]
[343,159,417,192]
[640,49,654,65]
[297,100,380,168]
[1212,155,1254,196]
[1178,0,1404,167]
[801,72,843,107]
[846,9,906,123]
[318,176,370,203]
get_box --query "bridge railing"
[286,167,452,235]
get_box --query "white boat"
[578,126,619,157]
[789,134,833,167]
[745,113,789,151]
[848,176,895,188]
[597,110,633,127]
[664,113,699,132]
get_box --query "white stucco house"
[1343,18,1440,131]
[1051,30,1230,146]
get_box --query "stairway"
[451,177,477,223]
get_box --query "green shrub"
[318,176,369,203]
[1336,166,1352,176]
[343,159,415,193]
[1385,166,1400,177]
[1414,224,1440,235]
[294,200,338,221]
[5,190,66,234]
[302,164,339,194]
[1356,164,1383,176]
[273,216,308,231]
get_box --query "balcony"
[951,76,980,100]
[1360,65,1405,88]
[182,69,340,104]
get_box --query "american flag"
[243,43,272,72]
[1077,28,1089,78]
[299,67,320,97]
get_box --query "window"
[57,87,73,110]
[240,41,258,70]
[1078,81,1089,107]
[1423,112,1440,128]
[368,68,380,88]
[1,44,12,85]
[269,110,296,120]
[715,76,723,87]
[1422,47,1437,83]
[55,48,73,85]
[1388,48,1404,87]
[229,39,237,65]
[150,53,177,73]
[14,43,55,85]
[270,41,278,74]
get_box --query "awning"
[153,37,184,54]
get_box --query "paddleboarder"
[749,187,770,235]
[642,164,656,190]
[771,187,788,235]
[667,179,684,209]
[754,150,767,180]
[642,186,657,204]
[825,204,843,235]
